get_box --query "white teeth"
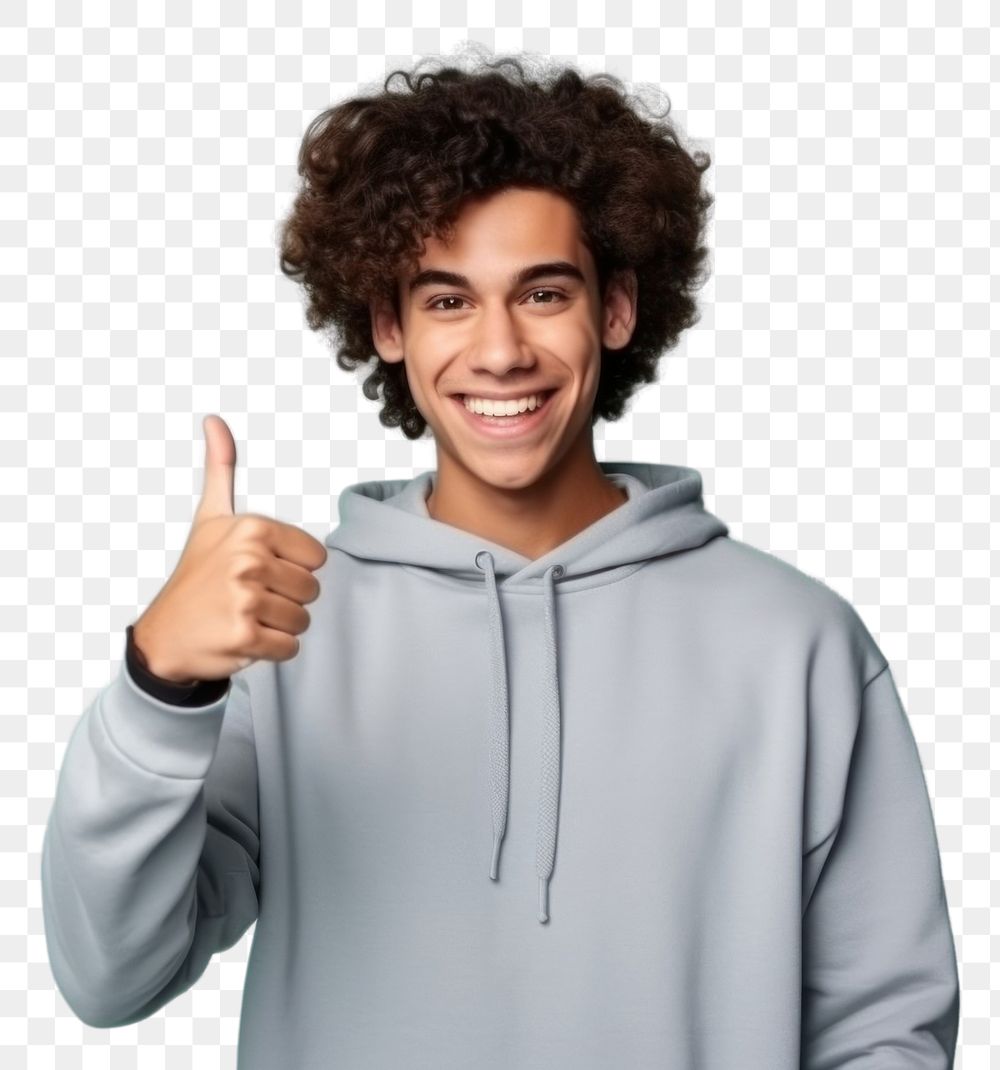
[462,392,547,416]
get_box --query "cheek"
[400,345,448,397]
[536,313,597,354]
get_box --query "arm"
[801,664,960,1068]
[41,643,260,1028]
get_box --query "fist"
[131,414,328,684]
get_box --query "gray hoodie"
[41,461,960,1068]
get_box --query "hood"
[325,461,729,924]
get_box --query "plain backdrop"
[5,4,990,1068]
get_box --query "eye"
[526,288,566,305]
[427,295,468,311]
[426,289,568,312]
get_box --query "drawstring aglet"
[538,878,549,924]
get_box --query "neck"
[426,439,628,561]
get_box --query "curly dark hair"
[278,45,714,440]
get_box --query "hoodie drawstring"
[474,550,565,924]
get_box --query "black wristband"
[125,624,230,707]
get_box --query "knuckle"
[235,514,270,541]
[232,589,259,620]
[229,550,265,582]
[231,616,259,652]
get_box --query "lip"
[450,389,557,440]
[452,389,555,401]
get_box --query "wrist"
[131,619,199,686]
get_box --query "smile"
[450,389,557,439]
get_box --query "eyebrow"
[407,259,586,296]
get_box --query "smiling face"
[369,185,637,499]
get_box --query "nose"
[465,300,537,377]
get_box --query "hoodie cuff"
[101,633,233,780]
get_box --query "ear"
[369,294,406,365]
[601,268,638,352]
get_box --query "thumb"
[196,413,237,519]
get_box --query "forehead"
[408,187,589,275]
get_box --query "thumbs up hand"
[131,415,328,684]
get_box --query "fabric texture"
[42,461,960,1068]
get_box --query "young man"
[42,55,960,1067]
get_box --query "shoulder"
[684,534,889,685]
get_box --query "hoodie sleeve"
[41,654,261,1029]
[800,661,960,1068]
